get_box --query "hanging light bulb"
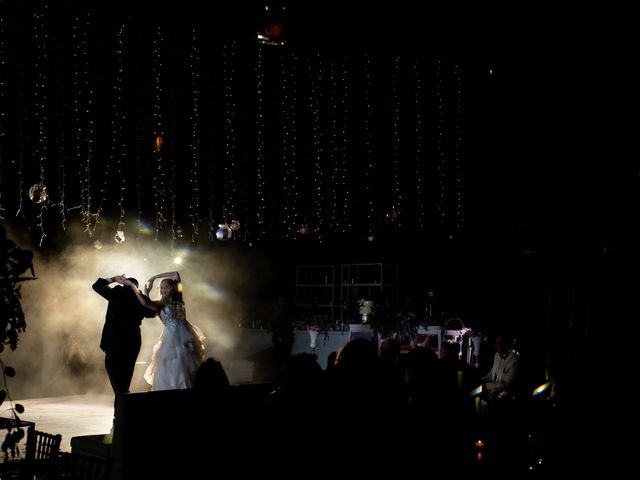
[176,225,183,238]
[230,220,241,231]
[216,224,233,241]
[154,135,163,153]
[28,183,48,203]
[114,230,126,244]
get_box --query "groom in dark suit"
[93,275,156,420]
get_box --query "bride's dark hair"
[161,278,184,304]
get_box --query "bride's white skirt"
[144,321,206,391]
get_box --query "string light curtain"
[0,4,471,248]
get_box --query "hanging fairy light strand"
[222,42,237,225]
[169,121,177,254]
[135,83,145,246]
[255,44,266,238]
[15,57,26,218]
[67,16,84,221]
[32,7,50,245]
[69,13,95,236]
[287,53,299,234]
[113,25,127,239]
[53,42,67,231]
[0,14,6,219]
[95,27,126,236]
[152,25,166,240]
[205,52,216,241]
[308,53,324,241]
[279,50,290,237]
[166,67,179,252]
[453,63,465,229]
[389,56,402,224]
[84,13,97,235]
[279,50,298,237]
[207,142,215,241]
[188,26,201,243]
[233,46,249,242]
[414,58,425,229]
[327,60,338,230]
[235,57,254,247]
[362,52,375,240]
[337,56,350,233]
[435,58,448,224]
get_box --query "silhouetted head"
[194,357,230,392]
[441,340,461,360]
[128,277,139,288]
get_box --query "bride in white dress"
[123,271,205,391]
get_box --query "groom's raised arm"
[92,277,114,301]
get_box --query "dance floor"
[2,394,113,453]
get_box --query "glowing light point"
[114,230,125,244]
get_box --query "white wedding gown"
[144,302,206,391]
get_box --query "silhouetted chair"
[0,427,62,479]
[57,452,113,480]
[32,429,62,461]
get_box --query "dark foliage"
[0,224,36,459]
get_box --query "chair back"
[0,428,62,479]
[33,429,62,460]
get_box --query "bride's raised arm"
[148,271,181,283]
[123,278,161,314]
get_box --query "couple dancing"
[92,271,205,419]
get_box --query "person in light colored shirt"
[481,335,520,400]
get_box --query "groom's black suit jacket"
[92,278,156,355]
